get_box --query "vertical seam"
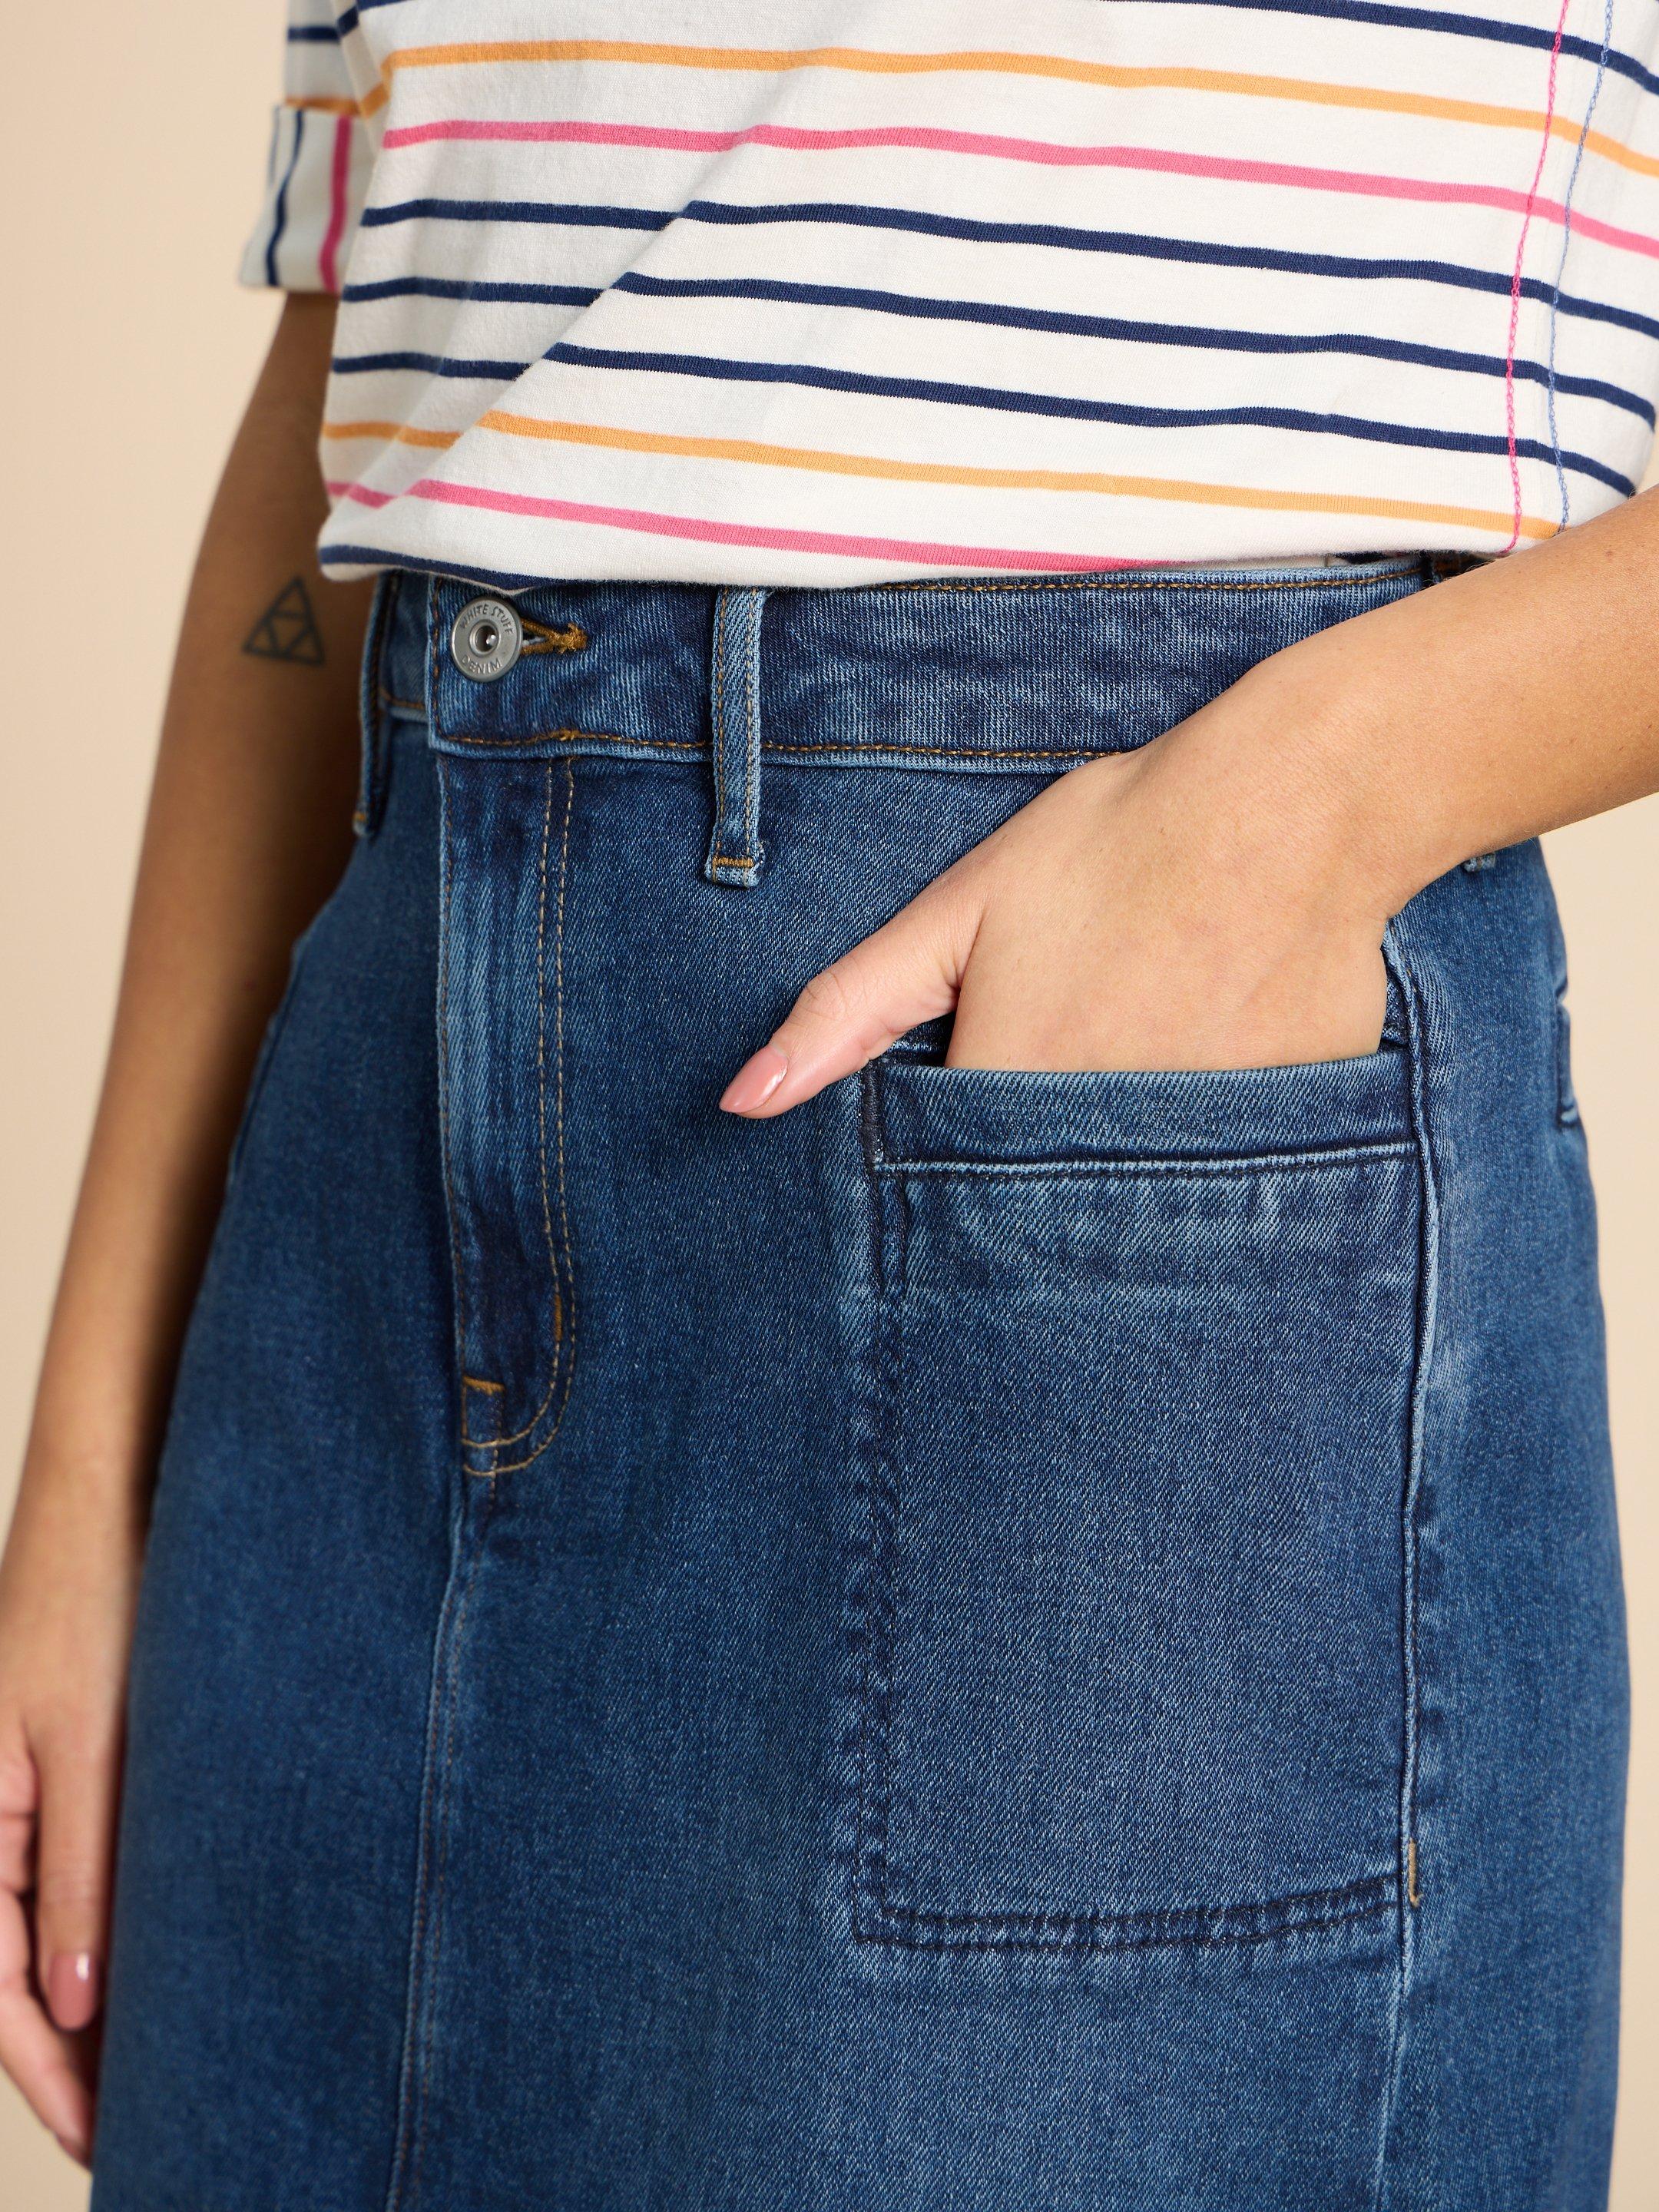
[551,759,577,1439]
[1501,0,1575,553]
[535,759,561,1394]
[855,1069,905,1938]
[457,767,562,1454]
[459,759,578,1478]
[374,570,405,825]
[427,578,444,733]
[381,1479,497,2212]
[403,1483,497,2212]
[1370,924,1443,2212]
[875,1173,910,1930]
[710,588,730,875]
[744,591,763,867]
[1546,0,1614,530]
[863,1070,889,1937]
[353,570,396,836]
[435,764,469,1383]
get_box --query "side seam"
[379,1479,498,2212]
[1370,919,1444,2212]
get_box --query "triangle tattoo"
[243,577,326,665]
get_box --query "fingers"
[34,1718,119,2039]
[721,864,982,1117]
[0,1743,95,2167]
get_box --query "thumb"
[721,866,982,1117]
[34,1719,120,2036]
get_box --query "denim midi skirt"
[93,558,1628,2211]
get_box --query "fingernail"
[720,1044,789,1114]
[47,1951,101,2033]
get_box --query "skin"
[5,290,1659,2163]
[722,504,1659,1111]
[0,297,371,2164]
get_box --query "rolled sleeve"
[240,3,373,293]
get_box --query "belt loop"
[705,587,770,888]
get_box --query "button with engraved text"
[450,597,523,681]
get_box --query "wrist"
[1128,665,1389,936]
[1167,634,1462,925]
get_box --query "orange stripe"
[471,406,1557,541]
[365,39,1659,180]
[321,419,460,447]
[284,94,363,118]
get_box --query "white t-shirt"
[244,0,1659,588]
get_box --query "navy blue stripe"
[265,109,306,289]
[333,349,528,378]
[546,340,1637,495]
[1153,0,1659,99]
[338,269,1650,419]
[287,24,342,42]
[354,194,1659,346]
[681,198,1659,348]
[330,275,1651,425]
[360,198,672,234]
[613,269,1654,424]
[342,276,602,309]
[336,5,360,31]
[321,544,548,591]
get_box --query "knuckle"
[35,1866,104,1919]
[928,860,988,942]
[34,1704,119,1770]
[795,962,861,1029]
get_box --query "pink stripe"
[384,118,743,153]
[329,474,1153,571]
[320,114,353,293]
[1500,2,1571,553]
[379,116,1659,259]
[327,478,399,505]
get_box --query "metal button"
[450,596,523,681]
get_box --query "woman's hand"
[0,1457,143,2168]
[724,490,1659,1118]
[720,651,1393,1116]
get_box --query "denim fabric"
[92,559,1627,2212]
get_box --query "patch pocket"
[855,1045,1421,1955]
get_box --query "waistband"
[370,555,1459,780]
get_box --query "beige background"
[2,5,1656,2204]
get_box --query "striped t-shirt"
[244,0,1659,587]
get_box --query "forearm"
[15,295,373,1548]
[1230,495,1659,922]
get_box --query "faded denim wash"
[92,558,1627,2211]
